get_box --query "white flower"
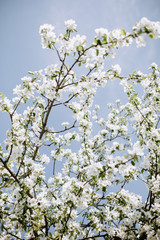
[21,76,32,82]
[62,236,70,240]
[61,122,69,127]
[112,29,122,40]
[151,62,158,69]
[86,162,102,178]
[119,163,138,178]
[39,24,54,35]
[71,34,86,48]
[149,175,160,193]
[39,24,56,49]
[45,64,58,75]
[136,35,146,47]
[51,150,63,161]
[134,17,160,39]
[64,132,73,144]
[40,154,50,164]
[139,17,151,28]
[112,64,121,75]
[152,21,160,37]
[64,19,77,31]
[95,28,109,39]
[140,156,150,170]
[23,177,34,188]
[128,141,144,156]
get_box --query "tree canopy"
[0,17,160,239]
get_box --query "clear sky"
[0,0,160,96]
[0,0,160,197]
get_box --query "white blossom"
[112,64,121,75]
[64,19,77,31]
[1,17,160,240]
[128,141,144,156]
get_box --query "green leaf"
[97,39,102,45]
[11,218,18,222]
[134,155,138,162]
[96,49,99,56]
[28,71,34,75]
[4,207,10,210]
[144,26,151,34]
[137,29,143,35]
[0,92,5,99]
[149,33,155,39]
[131,160,135,166]
[121,29,126,36]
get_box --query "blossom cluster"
[0,18,160,239]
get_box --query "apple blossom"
[0,17,160,240]
[64,19,77,31]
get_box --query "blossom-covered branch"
[0,17,160,239]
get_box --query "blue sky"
[0,0,160,96]
[0,0,160,95]
[0,0,160,107]
[0,0,160,197]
